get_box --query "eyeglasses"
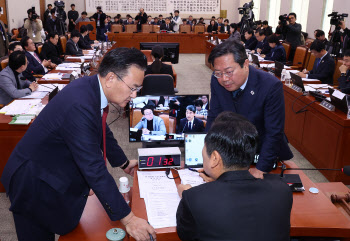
[213,70,234,79]
[115,73,143,93]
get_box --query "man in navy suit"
[297,40,335,85]
[338,49,350,94]
[1,48,156,241]
[21,36,55,81]
[178,105,204,133]
[206,40,293,179]
[251,29,271,55]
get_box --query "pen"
[188,167,198,172]
[147,222,154,241]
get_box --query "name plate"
[291,85,303,93]
[320,100,335,111]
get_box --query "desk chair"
[59,35,67,54]
[0,104,3,109]
[142,24,153,33]
[194,25,205,34]
[180,24,191,33]
[1,57,8,70]
[141,50,153,62]
[152,25,160,33]
[111,24,122,33]
[305,51,316,72]
[158,113,170,133]
[125,24,137,33]
[142,74,177,96]
[282,42,291,61]
[333,59,344,87]
[130,108,143,128]
[288,46,308,70]
[169,116,176,134]
[37,44,43,55]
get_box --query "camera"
[30,7,39,21]
[54,1,65,21]
[238,0,254,16]
[328,12,348,26]
[279,14,289,25]
[54,1,65,9]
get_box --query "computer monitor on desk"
[290,72,305,92]
[251,54,260,68]
[274,61,284,78]
[328,88,349,113]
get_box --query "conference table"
[58,161,350,240]
[205,40,350,184]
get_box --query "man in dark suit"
[262,20,273,36]
[68,4,79,32]
[91,6,106,41]
[1,48,156,241]
[135,8,147,31]
[252,29,271,55]
[46,9,64,36]
[78,25,92,50]
[40,32,63,65]
[206,40,293,178]
[176,112,293,241]
[297,40,335,85]
[66,30,83,56]
[178,105,204,133]
[338,49,350,94]
[285,13,302,61]
[21,36,54,81]
[243,29,258,50]
[160,18,174,32]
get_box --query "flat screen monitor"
[140,42,179,64]
[185,133,206,168]
[290,72,305,92]
[49,87,59,102]
[129,94,209,142]
[328,88,349,113]
[275,61,284,78]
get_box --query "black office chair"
[141,74,178,96]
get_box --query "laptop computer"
[328,88,349,113]
[251,54,260,68]
[184,133,206,168]
[274,61,284,78]
[290,72,305,92]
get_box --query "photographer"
[135,8,147,31]
[24,8,43,44]
[283,13,302,61]
[46,9,64,36]
[91,6,106,41]
[340,21,350,53]
[171,10,182,32]
[43,4,53,31]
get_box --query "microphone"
[279,163,350,177]
[181,120,188,133]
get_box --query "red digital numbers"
[147,157,154,166]
[168,158,174,165]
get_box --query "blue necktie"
[315,58,321,69]
[232,88,242,98]
[188,122,191,130]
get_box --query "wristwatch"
[120,160,130,170]
[341,73,347,77]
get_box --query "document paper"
[177,169,205,187]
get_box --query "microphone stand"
[280,163,343,177]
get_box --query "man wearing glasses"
[134,104,167,135]
[206,40,293,179]
[1,48,156,241]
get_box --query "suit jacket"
[220,25,230,33]
[178,117,204,134]
[285,23,302,48]
[78,33,92,50]
[308,53,335,85]
[23,51,46,81]
[145,63,174,79]
[134,116,166,135]
[40,41,63,65]
[264,26,273,36]
[0,66,31,105]
[338,70,350,94]
[207,24,218,33]
[66,39,83,56]
[245,36,258,50]
[177,170,293,241]
[207,66,293,172]
[46,18,64,36]
[0,20,9,57]
[160,23,174,32]
[171,16,182,32]
[92,12,107,28]
[68,10,79,32]
[264,44,286,63]
[255,37,271,55]
[228,31,241,42]
[1,75,131,235]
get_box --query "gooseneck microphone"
[280,163,350,177]
[181,120,188,133]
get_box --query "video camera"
[238,0,254,16]
[279,14,289,25]
[54,1,65,10]
[29,7,39,21]
[328,12,348,26]
[54,1,65,21]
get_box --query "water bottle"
[119,177,130,205]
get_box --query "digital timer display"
[139,155,181,169]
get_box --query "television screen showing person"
[178,105,205,133]
[133,105,167,136]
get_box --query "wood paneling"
[0,0,8,26]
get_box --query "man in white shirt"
[171,10,182,32]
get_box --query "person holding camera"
[171,10,182,32]
[284,13,302,61]
[24,8,43,44]
[135,8,147,31]
[91,6,106,41]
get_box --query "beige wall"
[7,0,40,30]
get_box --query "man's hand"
[256,48,262,54]
[260,54,265,58]
[297,72,306,78]
[198,169,215,182]
[249,168,265,179]
[29,82,38,92]
[42,59,50,67]
[177,184,192,198]
[121,212,156,241]
[302,68,309,74]
[123,159,138,176]
[251,50,256,54]
[142,128,150,135]
[340,64,348,74]
[50,63,57,69]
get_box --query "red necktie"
[102,105,109,165]
[34,53,42,64]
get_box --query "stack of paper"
[137,171,180,229]
[302,78,319,82]
[0,99,42,115]
[37,84,66,92]
[42,73,63,80]
[57,63,81,68]
[9,114,36,125]
[177,169,205,187]
[20,91,49,99]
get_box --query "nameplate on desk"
[291,85,303,93]
[320,100,335,111]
